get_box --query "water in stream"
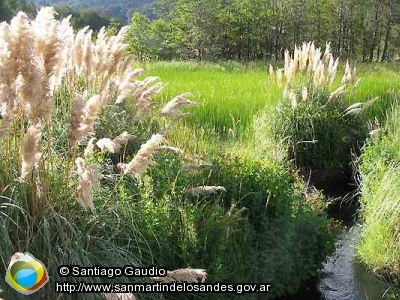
[319,225,390,300]
[296,171,396,300]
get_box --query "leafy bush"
[136,153,335,299]
[204,155,335,297]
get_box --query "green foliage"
[0,0,13,22]
[0,77,163,299]
[0,0,36,21]
[124,0,400,61]
[124,153,335,299]
[358,103,400,287]
[4,215,152,300]
[127,13,156,60]
[54,5,112,31]
[268,92,366,170]
[139,61,281,156]
[200,155,335,298]
[0,159,157,300]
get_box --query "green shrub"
[204,155,335,297]
[134,153,335,299]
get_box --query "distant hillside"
[32,0,154,22]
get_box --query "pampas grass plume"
[20,124,42,181]
[152,268,207,283]
[75,157,101,212]
[119,134,165,177]
[186,186,227,197]
[96,132,135,153]
[161,93,197,117]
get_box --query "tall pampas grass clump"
[270,42,359,108]
[0,8,204,300]
[264,42,372,173]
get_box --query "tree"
[127,13,156,60]
[0,0,13,22]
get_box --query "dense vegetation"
[0,0,36,21]
[0,8,337,300]
[141,59,400,297]
[128,0,400,61]
[1,1,400,299]
[358,101,400,286]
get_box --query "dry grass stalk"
[186,186,227,197]
[0,44,16,134]
[6,12,50,123]
[301,86,308,101]
[269,64,274,80]
[270,42,358,108]
[32,7,61,78]
[160,113,192,135]
[341,61,357,86]
[114,68,144,104]
[103,293,136,300]
[79,95,103,138]
[181,155,213,173]
[84,137,96,157]
[158,146,184,156]
[344,102,363,115]
[289,91,297,109]
[68,94,103,147]
[344,97,379,115]
[67,93,85,146]
[113,131,136,147]
[161,93,197,118]
[329,85,347,101]
[368,128,381,137]
[55,19,163,115]
[0,8,195,214]
[152,268,207,283]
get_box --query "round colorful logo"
[5,252,49,295]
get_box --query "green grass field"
[140,61,400,155]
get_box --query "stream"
[289,170,395,300]
[319,224,390,300]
